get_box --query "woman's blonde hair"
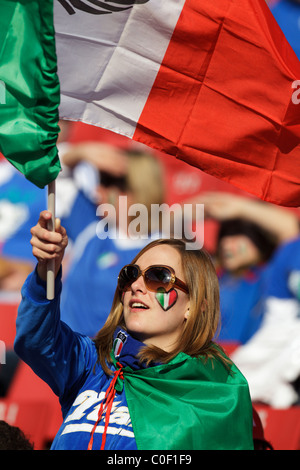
[94,239,227,375]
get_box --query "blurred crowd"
[0,0,300,449]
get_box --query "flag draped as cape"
[112,350,254,450]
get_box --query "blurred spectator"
[200,192,300,344]
[56,143,165,337]
[232,236,300,408]
[0,420,33,450]
[216,218,276,344]
[56,141,129,245]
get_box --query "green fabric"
[113,351,254,450]
[0,0,61,188]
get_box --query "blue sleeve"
[14,267,97,409]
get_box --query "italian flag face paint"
[155,288,178,311]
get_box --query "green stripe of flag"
[0,0,61,188]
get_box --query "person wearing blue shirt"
[216,218,274,344]
[232,237,300,408]
[200,191,299,345]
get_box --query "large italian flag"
[1,0,300,207]
[55,0,300,207]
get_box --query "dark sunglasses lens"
[145,267,172,291]
[119,265,139,290]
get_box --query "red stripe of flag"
[134,0,300,207]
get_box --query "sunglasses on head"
[117,264,189,294]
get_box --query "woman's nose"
[130,274,147,293]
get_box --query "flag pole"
[47,179,56,300]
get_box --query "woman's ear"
[184,304,190,320]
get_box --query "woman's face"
[219,235,261,273]
[122,245,190,351]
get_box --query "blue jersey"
[14,268,145,450]
[218,265,269,344]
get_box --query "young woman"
[14,211,253,450]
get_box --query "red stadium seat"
[0,302,18,348]
[7,360,62,448]
[254,404,300,450]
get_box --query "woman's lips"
[129,298,149,310]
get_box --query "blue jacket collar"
[112,327,161,370]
